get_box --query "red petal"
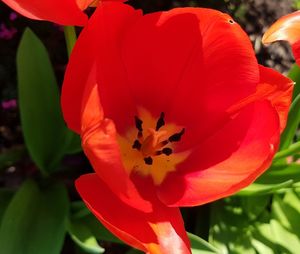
[63,3,154,213]
[76,174,191,254]
[61,2,142,134]
[262,11,300,65]
[157,101,280,206]
[120,9,205,116]
[225,65,293,133]
[79,78,152,212]
[61,11,99,133]
[94,3,142,134]
[93,7,259,141]
[257,65,293,132]
[163,9,259,150]
[2,0,87,26]
[122,8,258,120]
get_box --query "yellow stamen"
[117,108,190,185]
[141,128,167,157]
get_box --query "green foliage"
[209,190,300,254]
[275,140,300,160]
[0,180,69,254]
[236,180,294,196]
[0,189,14,223]
[279,64,300,151]
[188,232,221,254]
[270,191,300,253]
[210,198,260,254]
[68,201,123,253]
[70,201,122,244]
[287,64,300,99]
[257,163,300,185]
[67,219,105,254]
[209,197,274,254]
[17,28,81,175]
[294,0,300,10]
[279,94,300,150]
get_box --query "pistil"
[132,112,185,165]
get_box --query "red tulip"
[1,0,99,25]
[263,11,300,65]
[62,2,293,253]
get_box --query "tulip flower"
[263,11,300,65]
[61,2,293,253]
[1,0,99,25]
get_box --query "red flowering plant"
[61,2,293,253]
[1,0,100,25]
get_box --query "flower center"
[131,112,185,166]
[117,108,190,185]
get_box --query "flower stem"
[274,141,300,160]
[64,26,77,57]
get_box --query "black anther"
[162,147,172,156]
[155,112,165,131]
[135,116,143,132]
[144,156,153,165]
[169,128,185,142]
[132,140,141,150]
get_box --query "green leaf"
[65,131,82,154]
[288,64,300,99]
[84,214,122,244]
[251,219,277,254]
[68,219,105,254]
[71,201,91,219]
[64,26,77,57]
[275,140,300,160]
[70,202,122,244]
[256,163,300,184]
[240,196,271,220]
[283,190,300,213]
[272,192,300,235]
[0,189,14,224]
[209,199,256,254]
[17,28,71,174]
[279,62,300,150]
[0,180,69,254]
[188,233,220,254]
[269,191,300,253]
[279,93,300,150]
[270,219,300,252]
[236,180,294,196]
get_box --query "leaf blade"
[0,180,69,254]
[17,28,69,173]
